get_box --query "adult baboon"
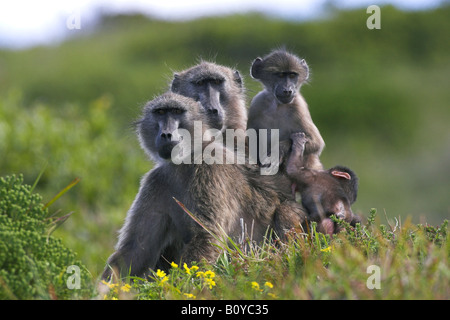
[171,61,247,133]
[286,132,360,235]
[247,49,325,170]
[102,92,306,279]
[171,61,250,166]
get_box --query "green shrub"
[0,174,93,299]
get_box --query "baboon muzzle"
[200,85,224,129]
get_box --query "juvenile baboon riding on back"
[247,49,325,170]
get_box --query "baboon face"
[251,50,309,105]
[137,93,202,161]
[304,165,358,222]
[171,62,243,130]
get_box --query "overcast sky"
[0,0,445,48]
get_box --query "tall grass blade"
[44,177,80,209]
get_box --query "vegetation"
[0,175,93,299]
[102,210,449,300]
[0,5,449,298]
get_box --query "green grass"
[100,210,449,300]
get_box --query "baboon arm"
[285,137,305,178]
[103,175,172,279]
[296,96,325,156]
[105,206,170,279]
[181,230,221,266]
[304,125,325,155]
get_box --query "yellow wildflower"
[158,276,169,287]
[101,280,112,288]
[204,270,215,278]
[321,246,332,253]
[183,263,199,275]
[264,282,273,289]
[196,271,205,278]
[184,293,196,299]
[205,278,216,289]
[121,284,132,292]
[251,281,260,291]
[155,269,169,286]
[190,266,199,273]
[171,262,179,268]
[156,269,167,278]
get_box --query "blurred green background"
[0,5,449,277]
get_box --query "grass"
[99,209,449,300]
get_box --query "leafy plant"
[0,174,94,299]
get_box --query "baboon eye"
[289,73,297,79]
[277,73,284,78]
[196,80,204,86]
[214,79,223,85]
[153,109,166,115]
[173,108,184,114]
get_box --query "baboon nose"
[161,132,172,140]
[283,89,293,95]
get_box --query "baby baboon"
[102,92,306,279]
[286,132,360,235]
[171,61,247,133]
[247,49,325,170]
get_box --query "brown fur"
[286,132,360,235]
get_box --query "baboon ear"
[250,58,263,79]
[171,73,181,92]
[300,59,309,80]
[331,170,351,180]
[233,70,243,88]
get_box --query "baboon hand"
[290,132,308,148]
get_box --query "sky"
[0,0,445,48]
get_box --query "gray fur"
[171,61,247,133]
[247,49,325,170]
[102,92,306,279]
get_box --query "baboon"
[286,132,360,235]
[247,49,325,170]
[102,92,306,279]
[171,61,247,133]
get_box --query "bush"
[0,174,93,299]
